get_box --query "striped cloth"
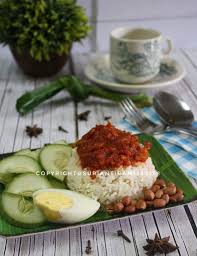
[118,107,197,179]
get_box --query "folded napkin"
[118,107,197,179]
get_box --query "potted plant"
[0,0,90,77]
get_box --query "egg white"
[33,189,100,224]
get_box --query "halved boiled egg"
[33,189,100,224]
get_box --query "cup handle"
[162,38,172,56]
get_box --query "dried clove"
[117,230,131,243]
[58,126,68,133]
[104,116,112,121]
[85,240,92,254]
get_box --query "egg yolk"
[34,192,73,221]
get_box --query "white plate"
[84,54,186,93]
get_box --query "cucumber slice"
[0,192,46,227]
[54,139,68,145]
[47,176,66,189]
[40,144,72,182]
[0,155,42,184]
[15,149,41,161]
[0,172,13,184]
[6,173,52,196]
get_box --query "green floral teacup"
[110,27,172,84]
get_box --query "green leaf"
[139,134,197,201]
[16,75,152,115]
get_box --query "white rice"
[66,149,158,205]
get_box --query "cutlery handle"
[166,126,197,137]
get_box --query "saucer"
[84,54,186,93]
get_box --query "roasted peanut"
[121,196,132,206]
[169,195,177,203]
[154,179,166,188]
[144,189,155,201]
[162,194,170,204]
[172,192,184,202]
[153,199,166,208]
[167,182,176,187]
[105,203,115,214]
[164,185,176,195]
[124,205,136,214]
[136,199,146,210]
[151,185,160,193]
[131,199,137,206]
[155,189,164,199]
[176,188,183,195]
[176,193,184,202]
[114,202,124,213]
[177,193,184,202]
[106,209,114,214]
[146,201,154,208]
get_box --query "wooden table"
[0,49,196,256]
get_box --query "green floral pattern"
[93,62,178,84]
[111,41,160,77]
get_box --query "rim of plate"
[84,54,186,90]
[2,200,195,239]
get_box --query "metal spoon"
[153,91,197,137]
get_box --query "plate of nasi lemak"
[0,123,196,237]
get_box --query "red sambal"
[76,123,151,174]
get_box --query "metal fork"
[120,97,197,137]
[120,97,164,134]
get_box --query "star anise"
[25,125,43,138]
[77,110,91,121]
[143,233,178,255]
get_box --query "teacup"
[110,27,172,84]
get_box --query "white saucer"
[84,54,186,93]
